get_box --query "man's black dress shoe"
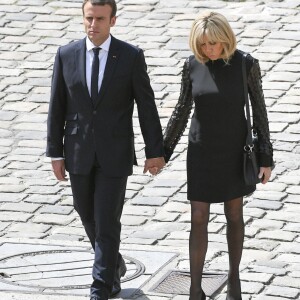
[90,286,110,300]
[90,292,108,300]
[110,256,127,297]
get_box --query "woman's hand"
[258,167,272,184]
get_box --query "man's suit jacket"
[46,35,164,177]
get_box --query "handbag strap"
[242,53,253,147]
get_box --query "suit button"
[93,110,97,115]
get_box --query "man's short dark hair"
[82,0,117,18]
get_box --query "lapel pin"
[113,55,117,58]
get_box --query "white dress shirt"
[52,36,111,161]
[85,35,111,95]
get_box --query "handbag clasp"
[244,144,254,153]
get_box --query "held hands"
[259,167,272,184]
[51,159,68,181]
[143,157,166,176]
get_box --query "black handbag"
[242,53,261,185]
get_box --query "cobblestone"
[0,0,299,299]
[32,214,75,226]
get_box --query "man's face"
[83,2,116,46]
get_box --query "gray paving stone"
[46,233,83,242]
[269,104,300,113]
[287,185,300,194]
[143,221,187,233]
[125,189,138,199]
[32,214,75,226]
[0,27,28,36]
[252,191,287,201]
[131,196,169,206]
[277,242,300,255]
[153,211,179,222]
[158,239,189,247]
[0,222,10,231]
[240,272,273,284]
[244,239,279,252]
[122,205,156,216]
[0,128,12,137]
[6,154,40,163]
[51,226,86,236]
[2,35,40,44]
[254,296,290,300]
[0,184,26,193]
[121,215,148,226]
[0,146,11,154]
[3,94,27,103]
[0,137,16,146]
[257,229,297,242]
[246,199,283,210]
[122,237,156,245]
[39,205,73,215]
[0,212,32,222]
[0,193,26,203]
[250,219,284,230]
[8,223,51,233]
[269,30,300,41]
[16,130,46,140]
[1,202,40,213]
[142,187,179,197]
[0,177,22,185]
[283,222,300,233]
[131,230,168,240]
[34,16,70,23]
[3,85,32,94]
[7,161,42,170]
[54,7,82,16]
[167,231,189,240]
[265,285,299,298]
[26,185,62,195]
[4,231,48,239]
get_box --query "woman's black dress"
[164,50,273,203]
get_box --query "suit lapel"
[75,38,93,104]
[94,36,120,108]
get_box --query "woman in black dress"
[163,12,273,300]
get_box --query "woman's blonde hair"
[189,11,237,64]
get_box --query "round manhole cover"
[0,250,145,290]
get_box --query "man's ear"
[110,16,116,27]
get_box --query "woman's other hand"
[258,167,272,184]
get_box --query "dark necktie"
[91,47,100,103]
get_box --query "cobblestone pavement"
[0,0,300,299]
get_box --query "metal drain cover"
[0,249,144,290]
[150,270,227,297]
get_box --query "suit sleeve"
[46,48,67,158]
[132,50,164,158]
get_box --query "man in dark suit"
[46,1,165,299]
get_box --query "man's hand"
[51,159,68,181]
[143,157,166,175]
[258,167,272,184]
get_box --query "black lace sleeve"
[163,58,193,162]
[247,58,274,167]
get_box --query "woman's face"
[200,35,224,60]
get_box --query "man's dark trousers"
[69,159,127,296]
